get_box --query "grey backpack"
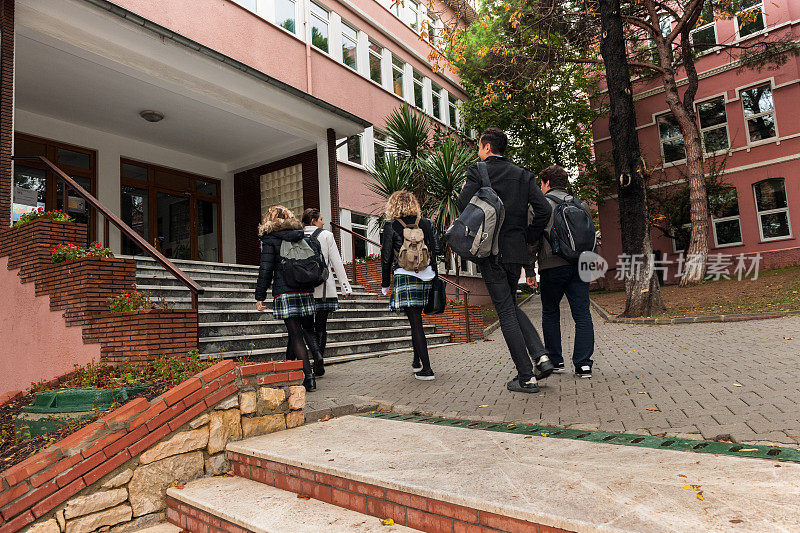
[445,162,505,260]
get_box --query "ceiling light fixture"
[139,110,164,123]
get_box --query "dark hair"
[538,165,569,189]
[301,208,321,226]
[479,128,508,155]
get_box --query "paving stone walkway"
[307,298,800,446]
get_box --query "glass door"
[155,191,192,260]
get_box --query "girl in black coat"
[255,205,317,391]
[380,191,443,381]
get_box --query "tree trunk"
[599,0,666,317]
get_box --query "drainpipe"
[304,6,313,94]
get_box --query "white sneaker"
[576,365,592,378]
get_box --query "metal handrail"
[12,156,204,310]
[331,221,473,340]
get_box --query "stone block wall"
[0,360,306,532]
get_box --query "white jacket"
[304,226,352,299]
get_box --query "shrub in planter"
[352,253,380,265]
[12,207,74,227]
[107,286,172,313]
[51,242,114,263]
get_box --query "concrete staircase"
[165,415,800,532]
[131,257,452,363]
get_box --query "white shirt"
[394,265,435,281]
[304,226,353,299]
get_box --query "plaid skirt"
[273,292,315,319]
[390,274,431,311]
[314,297,339,312]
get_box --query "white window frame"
[430,82,443,122]
[735,0,766,40]
[709,187,743,248]
[350,211,371,259]
[391,55,405,98]
[309,1,330,54]
[405,0,421,32]
[753,178,792,242]
[345,134,363,167]
[373,129,390,164]
[341,21,358,71]
[689,9,717,55]
[412,70,424,109]
[273,0,298,34]
[447,94,459,128]
[695,95,730,156]
[740,82,778,146]
[368,40,383,85]
[657,112,686,165]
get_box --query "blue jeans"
[539,264,594,370]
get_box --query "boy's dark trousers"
[539,264,594,370]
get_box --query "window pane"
[742,85,773,116]
[56,177,92,229]
[710,188,739,218]
[715,219,742,245]
[369,42,382,84]
[693,25,716,51]
[311,3,329,52]
[352,213,368,226]
[754,178,787,211]
[738,6,764,36]
[392,58,404,97]
[122,162,148,182]
[747,113,776,141]
[197,199,219,262]
[663,138,686,163]
[449,102,457,126]
[342,28,357,70]
[197,180,218,196]
[658,114,681,139]
[413,71,424,109]
[232,0,257,10]
[703,127,729,153]
[121,185,149,255]
[57,148,91,170]
[698,98,726,128]
[12,166,46,222]
[346,135,362,165]
[276,0,296,33]
[156,192,192,259]
[760,212,790,239]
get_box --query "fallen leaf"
[507,424,517,428]
[325,449,331,452]
[646,408,661,412]
[540,432,550,437]
[730,519,744,524]
[478,404,489,408]
[495,362,503,365]
[683,484,701,491]
[784,337,794,340]
[320,414,332,422]
[297,494,311,500]
[733,383,743,387]
[697,491,704,501]
[382,518,395,526]
[168,480,185,489]
[524,436,532,439]
[224,470,234,477]
[677,474,687,478]
[638,392,647,394]
[636,376,643,379]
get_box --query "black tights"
[405,307,431,371]
[315,310,330,355]
[284,318,311,375]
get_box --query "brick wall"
[0,0,13,228]
[0,360,307,532]
[343,260,385,297]
[422,303,483,342]
[234,150,320,266]
[0,220,87,281]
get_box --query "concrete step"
[126,255,261,274]
[199,325,436,353]
[200,334,452,360]
[226,415,800,533]
[165,297,388,311]
[199,318,421,337]
[137,285,373,300]
[166,476,417,532]
[198,309,398,323]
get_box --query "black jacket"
[380,216,442,288]
[255,220,309,301]
[457,156,552,265]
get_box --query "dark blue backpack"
[545,193,596,262]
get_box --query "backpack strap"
[544,192,566,205]
[311,227,324,241]
[477,161,490,188]
[397,218,407,228]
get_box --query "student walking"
[300,208,352,376]
[527,165,595,378]
[457,128,554,394]
[255,205,318,392]
[380,191,442,381]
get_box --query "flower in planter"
[51,242,114,263]
[12,208,74,228]
[107,285,172,313]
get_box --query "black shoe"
[313,358,325,377]
[414,368,435,381]
[535,355,555,380]
[552,362,566,373]
[303,372,317,392]
[575,365,592,379]
[507,377,540,393]
[412,358,422,373]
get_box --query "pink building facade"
[3,0,470,264]
[593,0,800,282]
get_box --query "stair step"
[164,298,387,311]
[166,476,416,532]
[198,323,434,340]
[198,309,399,322]
[226,415,800,533]
[137,285,373,299]
[200,334,452,360]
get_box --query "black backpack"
[278,230,329,290]
[545,193,596,262]
[445,162,505,260]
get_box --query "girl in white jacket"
[298,208,352,376]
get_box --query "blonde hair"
[384,191,421,220]
[258,205,301,235]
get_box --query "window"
[346,135,362,165]
[406,0,421,31]
[672,223,692,253]
[424,13,438,45]
[392,56,404,97]
[232,0,257,10]
[741,83,776,142]
[369,41,383,84]
[754,178,791,240]
[310,2,329,53]
[658,113,685,163]
[373,130,390,162]
[276,0,296,33]
[448,94,459,127]
[341,23,358,70]
[351,213,369,259]
[697,96,728,154]
[709,188,742,247]
[736,0,765,38]
[413,70,424,109]
[431,82,442,120]
[691,2,716,52]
